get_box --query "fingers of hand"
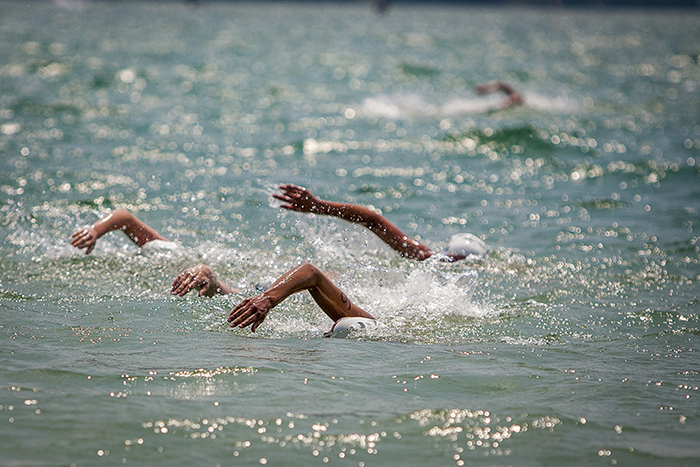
[240,312,262,330]
[279,184,303,192]
[228,310,251,327]
[279,185,304,197]
[170,278,185,295]
[281,188,302,199]
[70,229,90,247]
[228,301,264,329]
[227,300,248,322]
[250,314,267,333]
[171,271,197,296]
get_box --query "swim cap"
[324,317,384,338]
[140,239,185,256]
[444,233,487,260]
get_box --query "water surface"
[1,1,699,466]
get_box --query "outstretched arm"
[227,262,374,332]
[71,208,167,254]
[274,184,433,261]
[171,264,239,297]
[474,81,523,109]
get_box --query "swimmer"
[227,262,374,333]
[474,81,523,110]
[171,262,373,333]
[71,208,169,254]
[372,0,389,14]
[73,209,241,295]
[274,184,487,261]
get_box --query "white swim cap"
[140,239,185,256]
[325,317,384,338]
[444,233,487,260]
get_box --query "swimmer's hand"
[171,264,236,297]
[474,81,523,110]
[71,226,99,254]
[274,184,325,214]
[501,93,524,109]
[227,294,273,332]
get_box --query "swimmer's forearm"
[227,264,321,331]
[318,201,432,260]
[93,208,166,246]
[277,185,431,260]
[315,201,404,238]
[202,276,235,296]
[258,262,321,307]
[315,201,376,224]
[90,209,131,239]
[494,81,517,95]
[228,262,373,331]
[264,262,373,321]
[216,280,235,295]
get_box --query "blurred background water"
[1,1,699,466]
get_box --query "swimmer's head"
[444,233,487,261]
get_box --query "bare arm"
[171,264,239,297]
[71,208,167,254]
[227,262,374,332]
[274,184,433,261]
[474,81,523,109]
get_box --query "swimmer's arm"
[274,184,432,261]
[475,80,515,95]
[227,262,373,332]
[71,208,166,254]
[325,202,433,260]
[474,81,523,109]
[496,81,518,96]
[171,264,239,297]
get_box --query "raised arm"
[274,184,433,261]
[71,208,167,254]
[474,81,523,109]
[227,262,374,332]
[171,264,239,297]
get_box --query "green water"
[1,1,699,466]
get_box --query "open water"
[1,1,699,466]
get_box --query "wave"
[361,92,581,120]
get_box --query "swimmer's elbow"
[298,261,320,276]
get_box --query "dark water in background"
[1,1,699,466]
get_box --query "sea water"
[1,1,699,466]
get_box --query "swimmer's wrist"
[209,274,233,296]
[259,291,281,309]
[313,199,330,214]
[213,277,234,295]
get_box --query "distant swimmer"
[372,0,389,14]
[474,81,524,110]
[273,184,487,262]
